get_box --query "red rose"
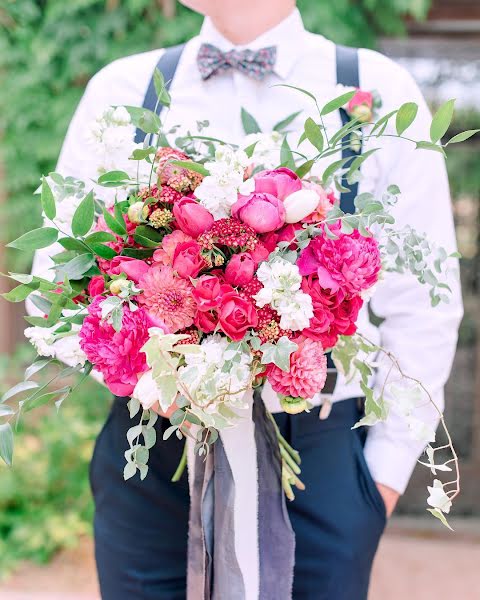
[88,275,105,297]
[218,292,258,341]
[194,309,217,333]
[225,253,255,287]
[172,241,206,278]
[192,275,224,311]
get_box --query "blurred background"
[0,0,479,598]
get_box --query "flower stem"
[171,439,187,482]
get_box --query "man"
[32,1,462,598]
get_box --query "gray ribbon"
[187,390,295,599]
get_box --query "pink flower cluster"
[81,153,381,402]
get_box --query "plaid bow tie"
[197,43,277,81]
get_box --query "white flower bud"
[283,189,319,223]
[127,201,144,224]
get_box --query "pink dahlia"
[78,297,155,396]
[267,336,327,399]
[297,226,381,295]
[137,265,196,332]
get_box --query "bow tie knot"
[197,43,277,81]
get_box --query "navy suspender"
[335,44,362,214]
[134,44,186,144]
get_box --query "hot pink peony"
[137,265,196,332]
[78,297,156,396]
[232,192,286,233]
[267,336,327,399]
[297,227,381,294]
[254,167,302,201]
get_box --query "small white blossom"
[53,334,87,367]
[195,145,249,219]
[243,131,283,169]
[386,380,423,417]
[275,291,314,331]
[427,479,452,514]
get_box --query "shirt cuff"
[363,434,423,495]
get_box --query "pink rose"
[194,309,217,333]
[192,275,224,311]
[107,256,150,283]
[232,192,286,233]
[249,242,270,266]
[173,197,214,237]
[153,230,193,266]
[88,275,105,297]
[218,292,258,341]
[225,253,255,287]
[254,167,302,201]
[347,90,374,123]
[172,241,206,279]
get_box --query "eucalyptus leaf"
[7,227,58,251]
[304,117,324,152]
[41,177,56,220]
[430,99,455,143]
[446,129,480,145]
[72,191,94,237]
[395,102,418,136]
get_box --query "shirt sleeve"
[362,58,464,494]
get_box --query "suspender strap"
[134,44,186,144]
[335,44,362,215]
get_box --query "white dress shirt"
[31,8,463,494]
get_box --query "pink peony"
[137,265,197,332]
[173,197,214,237]
[267,336,327,399]
[78,297,157,396]
[152,230,193,266]
[254,167,302,201]
[297,226,381,295]
[232,192,286,233]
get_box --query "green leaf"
[124,106,162,135]
[0,423,13,466]
[153,68,171,107]
[130,146,156,160]
[2,380,39,402]
[90,244,118,259]
[415,141,446,156]
[304,117,324,152]
[134,225,164,248]
[58,237,90,253]
[241,107,261,135]
[25,359,52,380]
[273,83,317,103]
[97,170,131,187]
[273,110,302,132]
[371,109,398,137]
[56,253,96,280]
[280,137,295,170]
[71,191,94,237]
[446,129,480,145]
[430,99,455,143]
[395,102,418,136]
[102,206,127,236]
[427,508,454,531]
[320,91,355,116]
[41,177,56,220]
[170,160,209,176]
[7,227,58,251]
[295,159,315,179]
[84,231,117,244]
[2,281,40,302]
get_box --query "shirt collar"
[198,8,307,80]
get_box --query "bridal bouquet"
[2,75,474,526]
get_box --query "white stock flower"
[195,145,249,219]
[427,479,452,514]
[25,326,86,367]
[133,370,162,410]
[406,415,436,444]
[254,259,313,331]
[25,326,57,357]
[243,131,283,169]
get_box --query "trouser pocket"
[353,432,387,526]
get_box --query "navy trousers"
[90,397,386,600]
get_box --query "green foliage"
[0,346,111,575]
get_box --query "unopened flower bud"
[280,396,308,415]
[109,279,129,295]
[127,201,144,224]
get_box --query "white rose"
[283,189,319,223]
